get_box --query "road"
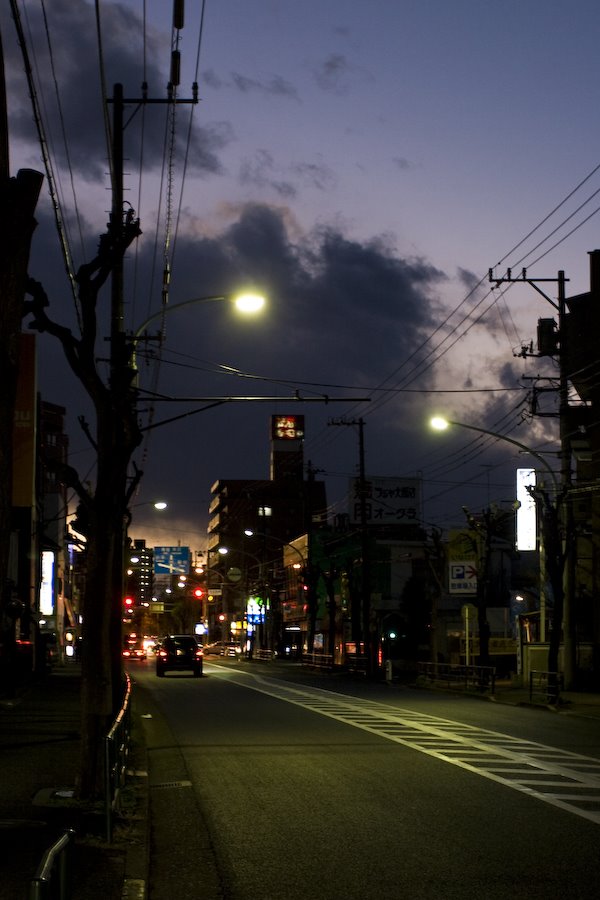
[130,658,600,900]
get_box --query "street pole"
[488,268,574,687]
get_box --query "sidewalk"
[0,663,147,900]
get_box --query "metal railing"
[344,653,368,674]
[301,652,334,671]
[529,670,563,705]
[29,828,75,900]
[418,661,496,694]
[104,673,132,842]
[252,648,276,661]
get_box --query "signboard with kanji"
[153,546,191,575]
[348,476,421,525]
[449,561,478,595]
[271,414,305,440]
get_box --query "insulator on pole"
[173,0,184,30]
[170,50,181,87]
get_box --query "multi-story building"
[207,415,327,648]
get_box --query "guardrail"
[417,661,496,694]
[529,670,563,705]
[344,654,368,674]
[252,649,276,661]
[29,828,75,900]
[104,673,132,842]
[301,652,334,671]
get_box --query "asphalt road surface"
[131,659,600,900]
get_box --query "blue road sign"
[153,546,191,575]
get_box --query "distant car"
[155,635,203,677]
[122,642,147,661]
[220,642,243,658]
[202,642,223,656]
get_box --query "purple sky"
[4,0,599,550]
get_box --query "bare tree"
[24,216,142,797]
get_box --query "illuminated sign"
[271,415,305,441]
[516,468,536,551]
[39,550,55,615]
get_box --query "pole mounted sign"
[153,546,191,575]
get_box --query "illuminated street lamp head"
[153,501,168,510]
[233,293,266,314]
[430,416,451,432]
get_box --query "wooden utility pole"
[489,268,574,687]
[329,417,373,673]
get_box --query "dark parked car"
[155,635,203,677]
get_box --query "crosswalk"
[212,667,600,825]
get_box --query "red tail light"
[195,648,203,658]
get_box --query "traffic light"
[123,596,135,617]
[193,588,204,599]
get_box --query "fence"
[529,670,563,705]
[301,652,334,671]
[417,661,496,695]
[104,673,133,842]
[252,648,276,661]
[28,828,75,900]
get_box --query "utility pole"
[489,267,574,687]
[329,417,374,674]
[105,61,199,702]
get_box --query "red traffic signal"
[193,588,204,599]
[124,596,134,608]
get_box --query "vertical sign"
[516,468,536,551]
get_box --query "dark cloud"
[2,1,232,182]
[156,204,445,392]
[392,157,413,171]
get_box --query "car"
[220,642,243,658]
[122,642,147,661]
[202,641,223,656]
[155,635,203,677]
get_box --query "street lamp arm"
[431,417,558,494]
[134,295,227,339]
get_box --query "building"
[206,415,327,649]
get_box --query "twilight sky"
[4,0,600,551]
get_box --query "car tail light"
[123,649,131,657]
[195,648,203,658]
[158,649,167,658]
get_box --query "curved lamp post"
[430,415,559,649]
[132,292,266,370]
[243,529,306,568]
[429,416,558,493]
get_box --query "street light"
[133,291,266,345]
[243,529,306,568]
[429,416,558,492]
[131,291,266,376]
[430,415,559,649]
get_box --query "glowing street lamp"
[133,291,266,346]
[429,416,558,492]
[430,415,559,646]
